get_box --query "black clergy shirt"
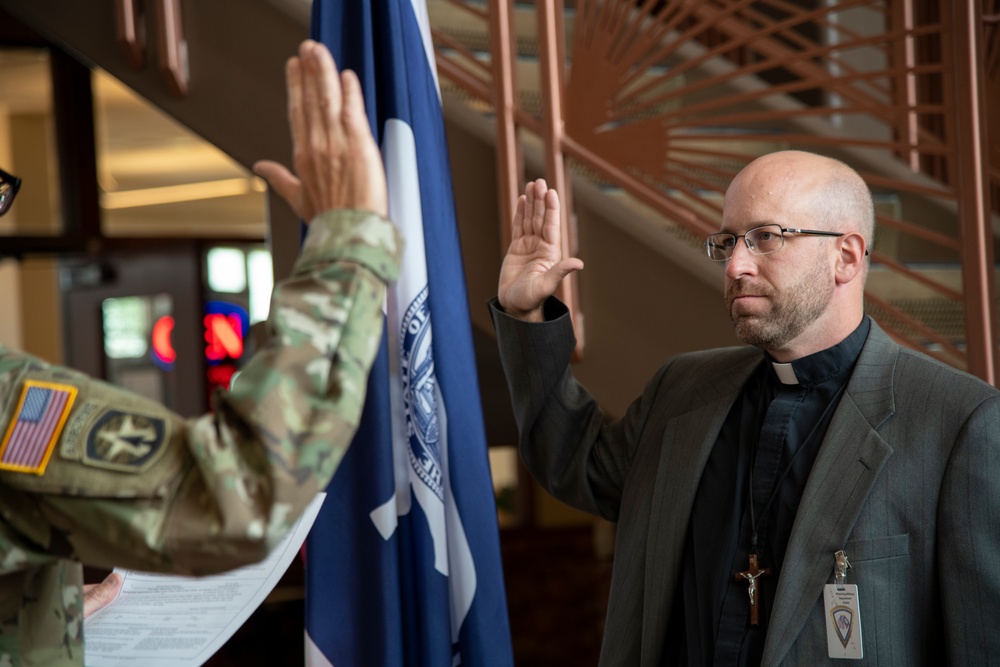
[664,316,871,666]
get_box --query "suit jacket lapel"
[641,350,761,667]
[761,322,899,666]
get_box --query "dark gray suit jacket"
[491,299,1000,666]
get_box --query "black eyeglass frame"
[705,224,852,261]
[0,167,22,218]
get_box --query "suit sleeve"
[0,209,402,576]
[489,296,668,522]
[938,392,1000,660]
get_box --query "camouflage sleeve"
[0,209,401,576]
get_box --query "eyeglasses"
[705,223,846,261]
[0,168,21,217]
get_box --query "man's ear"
[835,232,867,285]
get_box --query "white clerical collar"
[771,362,799,385]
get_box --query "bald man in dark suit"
[490,151,1000,666]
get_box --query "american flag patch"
[0,381,78,474]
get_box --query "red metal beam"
[489,0,523,251]
[537,0,584,357]
[951,0,999,385]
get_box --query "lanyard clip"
[834,549,851,586]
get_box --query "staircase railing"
[430,0,999,385]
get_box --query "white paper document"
[84,493,326,667]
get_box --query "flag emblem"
[0,381,78,474]
[401,285,443,500]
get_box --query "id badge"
[824,584,863,659]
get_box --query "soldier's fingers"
[297,42,328,208]
[83,572,123,618]
[253,160,308,220]
[306,40,345,148]
[286,55,308,172]
[339,69,370,144]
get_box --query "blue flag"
[304,2,515,665]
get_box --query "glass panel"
[207,247,247,293]
[101,293,174,406]
[102,296,151,359]
[0,47,63,236]
[247,249,273,325]
[93,69,267,238]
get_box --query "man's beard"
[727,261,833,350]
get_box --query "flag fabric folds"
[304,1,514,665]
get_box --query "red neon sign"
[204,313,244,361]
[152,316,176,364]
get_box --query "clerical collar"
[771,362,799,385]
[765,316,871,388]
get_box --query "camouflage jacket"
[0,209,401,667]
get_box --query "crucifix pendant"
[734,553,772,626]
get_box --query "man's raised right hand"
[497,179,584,322]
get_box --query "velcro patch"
[0,381,78,474]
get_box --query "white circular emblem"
[400,286,443,500]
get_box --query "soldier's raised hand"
[254,40,387,220]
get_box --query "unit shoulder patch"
[84,410,167,472]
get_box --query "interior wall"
[0,100,63,363]
[9,113,59,234]
[446,118,505,338]
[0,258,60,363]
[17,257,61,364]
[0,260,21,350]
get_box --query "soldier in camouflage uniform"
[0,40,402,666]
